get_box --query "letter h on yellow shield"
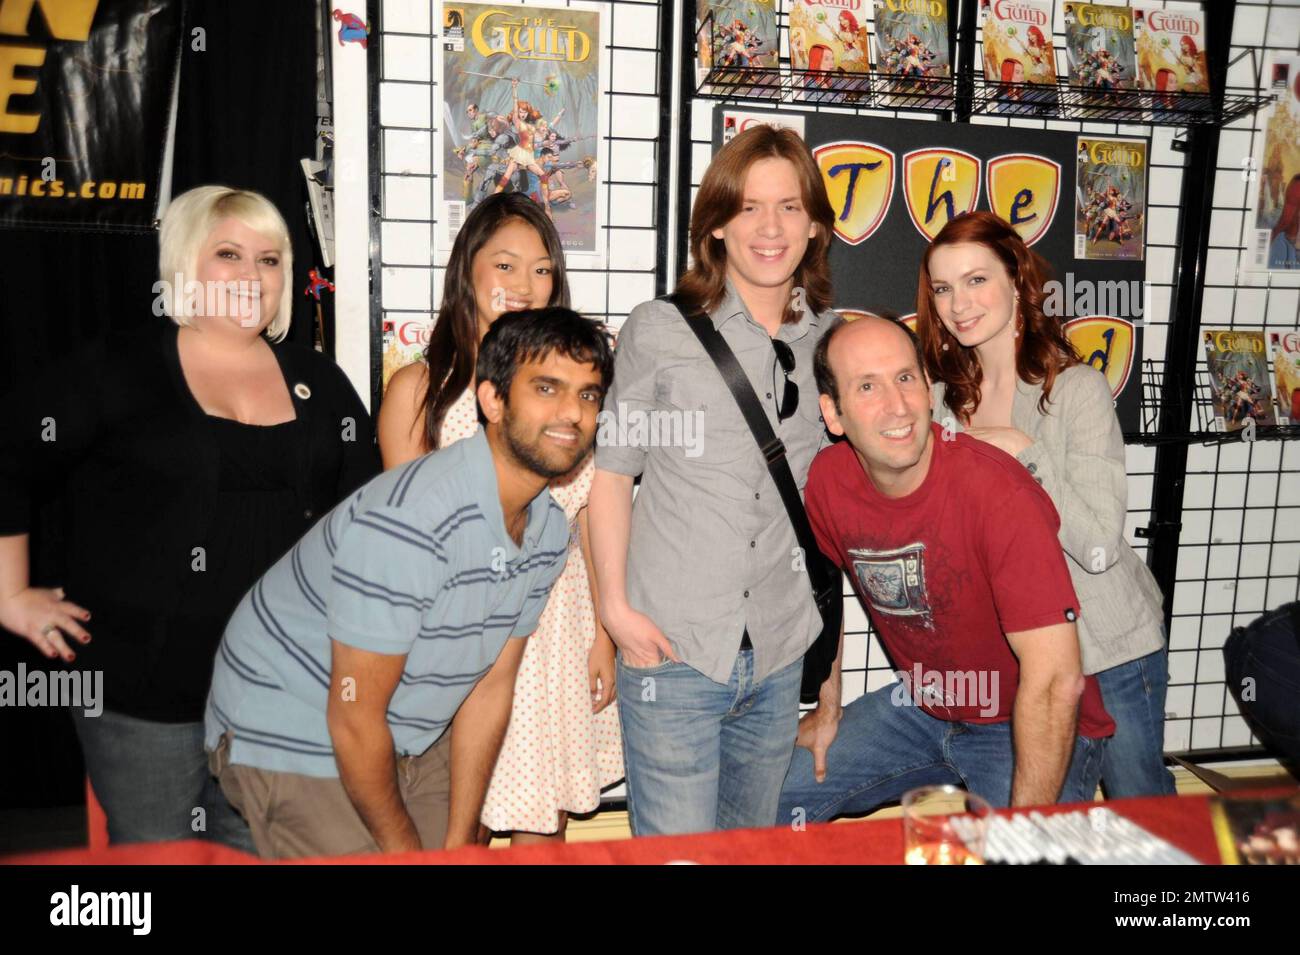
[813,141,896,246]
[902,148,981,241]
[986,154,1061,247]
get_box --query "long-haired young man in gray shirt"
[588,126,838,835]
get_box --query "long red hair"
[916,211,1080,420]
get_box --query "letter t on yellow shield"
[813,141,896,246]
[986,154,1061,247]
[902,148,981,241]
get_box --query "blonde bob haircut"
[158,185,294,342]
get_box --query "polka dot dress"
[437,388,624,834]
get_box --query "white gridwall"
[374,0,1300,758]
[1174,0,1300,753]
[376,0,663,338]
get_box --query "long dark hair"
[421,193,570,449]
[915,211,1080,421]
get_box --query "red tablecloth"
[3,792,1227,865]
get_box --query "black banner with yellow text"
[0,0,182,231]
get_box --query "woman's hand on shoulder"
[963,425,1033,458]
[376,361,429,469]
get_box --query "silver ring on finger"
[40,623,58,636]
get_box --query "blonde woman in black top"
[0,186,377,848]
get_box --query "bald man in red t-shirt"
[778,317,1113,825]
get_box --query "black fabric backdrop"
[0,0,321,816]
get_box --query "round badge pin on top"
[294,383,312,400]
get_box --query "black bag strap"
[664,294,836,602]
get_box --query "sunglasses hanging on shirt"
[772,338,799,422]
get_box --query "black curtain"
[0,0,322,815]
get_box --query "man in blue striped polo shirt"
[204,308,612,858]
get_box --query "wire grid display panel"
[1168,0,1300,754]
[688,1,1180,712]
[964,1,1233,751]
[377,0,663,347]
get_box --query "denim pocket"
[617,653,676,675]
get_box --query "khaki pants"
[208,731,452,859]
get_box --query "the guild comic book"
[1247,55,1300,273]
[1075,136,1146,260]
[789,0,872,103]
[981,0,1058,114]
[1133,4,1209,95]
[696,0,779,97]
[1269,329,1300,425]
[873,0,952,109]
[1064,2,1136,107]
[1202,328,1277,433]
[437,2,605,257]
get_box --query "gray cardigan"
[933,365,1165,674]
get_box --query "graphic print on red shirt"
[805,423,1114,738]
[852,542,932,621]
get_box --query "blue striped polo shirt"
[203,428,569,777]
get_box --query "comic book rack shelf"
[695,67,1272,130]
[693,11,1272,127]
[1129,359,1300,447]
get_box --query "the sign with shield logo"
[986,154,1061,247]
[902,148,981,241]
[1064,315,1136,399]
[814,141,896,246]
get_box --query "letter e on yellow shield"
[814,141,895,246]
[1064,316,1135,398]
[902,148,980,241]
[986,154,1060,247]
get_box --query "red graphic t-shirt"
[806,424,1114,738]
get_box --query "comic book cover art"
[381,316,433,392]
[1202,329,1276,432]
[696,1,779,97]
[1075,136,1146,260]
[1247,56,1300,273]
[1211,793,1300,865]
[1269,330,1300,425]
[980,0,1057,114]
[1133,5,1208,96]
[872,0,952,109]
[437,2,604,257]
[1064,3,1136,105]
[720,108,805,145]
[789,0,871,103]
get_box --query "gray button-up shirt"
[596,280,835,685]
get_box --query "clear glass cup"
[902,785,992,865]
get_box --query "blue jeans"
[616,649,802,836]
[1095,647,1177,798]
[777,685,1106,824]
[1224,602,1300,766]
[70,707,255,852]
